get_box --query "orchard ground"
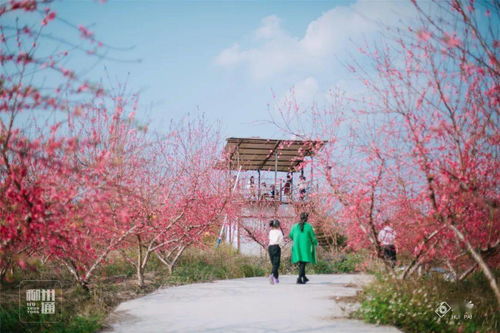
[3,247,497,333]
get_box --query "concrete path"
[103,274,400,333]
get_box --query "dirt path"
[102,274,400,333]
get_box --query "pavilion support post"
[237,217,240,252]
[274,151,278,200]
[311,156,315,191]
[258,169,261,199]
[279,179,283,202]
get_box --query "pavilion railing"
[233,176,313,203]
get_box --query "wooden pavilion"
[220,137,326,202]
[217,137,327,254]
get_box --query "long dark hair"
[269,219,280,228]
[299,212,308,232]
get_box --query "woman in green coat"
[289,212,318,284]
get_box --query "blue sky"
[45,0,415,138]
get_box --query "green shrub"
[0,304,24,333]
[240,263,266,277]
[57,315,102,333]
[355,273,499,333]
[312,260,335,274]
[309,253,362,274]
[330,253,362,273]
[169,245,267,283]
[101,260,135,278]
[0,305,102,333]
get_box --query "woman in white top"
[268,219,284,284]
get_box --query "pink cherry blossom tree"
[0,0,108,281]
[271,0,499,304]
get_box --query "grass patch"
[313,253,363,274]
[169,245,266,283]
[354,271,499,333]
[0,304,103,333]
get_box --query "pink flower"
[417,30,432,42]
[18,259,27,270]
[78,25,94,39]
[16,52,32,64]
[77,83,89,93]
[61,68,74,78]
[10,0,37,12]
[443,33,461,48]
[41,11,56,26]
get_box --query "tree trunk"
[155,245,187,275]
[137,265,145,288]
[458,264,478,281]
[449,224,500,307]
[136,235,145,288]
[401,226,445,279]
[0,258,11,282]
[79,280,90,293]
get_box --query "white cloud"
[283,77,320,106]
[255,15,284,40]
[215,44,243,67]
[279,77,354,109]
[214,0,414,80]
